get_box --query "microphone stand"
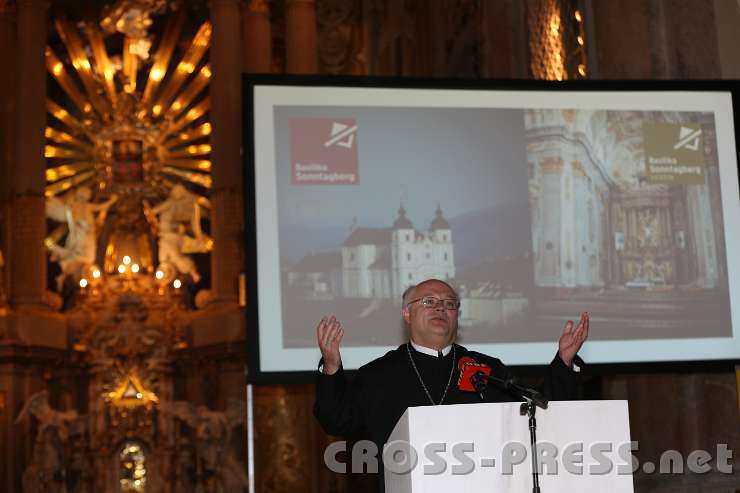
[522,399,541,493]
[472,372,547,493]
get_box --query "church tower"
[391,204,415,298]
[429,205,455,280]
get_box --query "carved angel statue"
[161,399,247,492]
[46,187,118,288]
[149,184,212,283]
[15,390,79,440]
[15,390,80,493]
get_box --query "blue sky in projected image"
[273,106,530,265]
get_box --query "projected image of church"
[524,109,731,340]
[273,104,732,348]
[274,106,535,348]
[283,201,532,347]
[337,204,455,299]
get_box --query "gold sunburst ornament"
[45,13,213,197]
[43,6,213,291]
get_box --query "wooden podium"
[385,400,634,492]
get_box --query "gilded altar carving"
[44,6,214,307]
[527,0,567,80]
[161,399,248,491]
[16,285,247,492]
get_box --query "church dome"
[392,205,414,229]
[430,205,450,230]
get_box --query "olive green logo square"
[643,123,705,184]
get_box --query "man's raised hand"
[558,312,589,368]
[317,316,344,375]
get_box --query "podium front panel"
[385,400,634,493]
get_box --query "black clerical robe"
[314,343,580,490]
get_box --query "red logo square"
[290,118,359,185]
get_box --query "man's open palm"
[317,316,344,375]
[558,312,589,367]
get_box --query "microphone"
[457,356,549,409]
[457,356,492,392]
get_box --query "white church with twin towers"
[341,204,456,299]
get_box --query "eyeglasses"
[406,296,460,310]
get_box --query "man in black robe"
[314,278,589,490]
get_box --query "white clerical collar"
[410,340,452,357]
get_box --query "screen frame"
[242,74,740,384]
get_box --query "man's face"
[402,280,459,349]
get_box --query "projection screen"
[243,77,740,381]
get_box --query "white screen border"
[246,81,740,376]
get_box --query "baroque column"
[11,0,48,308]
[0,1,15,307]
[0,4,16,492]
[209,0,243,305]
[286,0,318,73]
[242,0,272,73]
